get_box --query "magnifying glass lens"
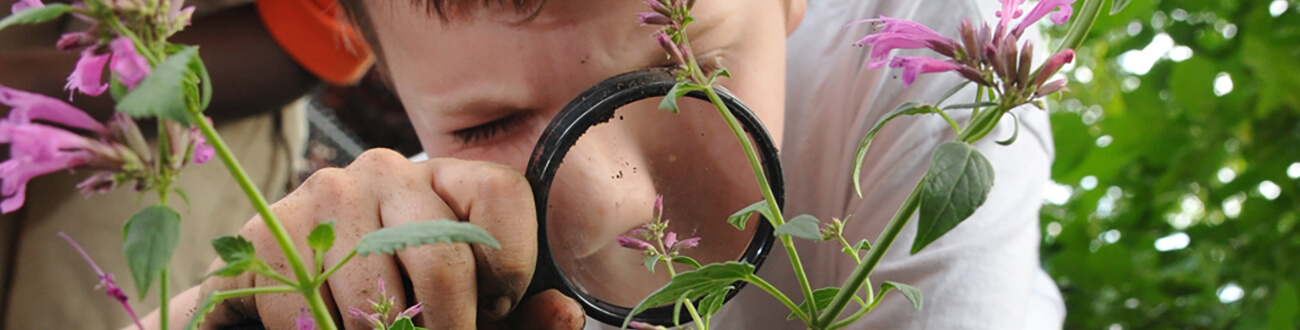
[544,96,763,307]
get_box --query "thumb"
[493,289,585,330]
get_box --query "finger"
[425,158,538,320]
[328,150,416,329]
[493,289,585,330]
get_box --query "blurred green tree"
[1042,0,1300,329]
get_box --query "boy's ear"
[784,0,806,36]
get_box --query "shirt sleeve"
[713,0,1065,329]
[255,0,375,85]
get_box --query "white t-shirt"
[711,0,1066,329]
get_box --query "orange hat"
[256,0,375,85]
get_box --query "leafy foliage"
[775,214,823,241]
[355,219,500,257]
[0,4,74,31]
[853,102,941,196]
[1042,0,1300,328]
[123,205,181,297]
[913,141,994,254]
[622,262,756,329]
[880,281,923,311]
[116,46,200,125]
[728,200,771,230]
[209,236,256,277]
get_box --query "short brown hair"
[338,0,547,23]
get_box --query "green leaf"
[941,101,999,110]
[774,214,822,241]
[697,285,733,318]
[185,292,221,330]
[881,281,923,311]
[355,219,500,256]
[644,254,660,273]
[117,46,200,125]
[788,287,841,320]
[659,81,705,113]
[853,102,938,197]
[912,141,994,254]
[123,205,182,297]
[933,81,972,107]
[995,112,1020,146]
[390,317,416,330]
[1268,283,1299,330]
[728,200,771,230]
[172,187,191,210]
[708,68,732,84]
[308,221,336,256]
[0,4,74,31]
[854,239,872,252]
[670,255,702,270]
[187,49,213,111]
[622,262,756,329]
[1110,0,1131,15]
[209,236,256,277]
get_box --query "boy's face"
[364,0,796,303]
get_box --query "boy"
[156,0,1063,328]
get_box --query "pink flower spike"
[349,306,382,325]
[109,37,151,89]
[1033,49,1075,87]
[191,128,214,164]
[888,56,966,88]
[397,301,424,319]
[66,49,110,98]
[56,32,98,52]
[10,0,42,13]
[0,84,108,134]
[854,16,959,68]
[642,0,669,14]
[59,232,144,330]
[673,237,701,250]
[1013,0,1076,36]
[617,236,655,251]
[997,0,1026,21]
[663,232,678,250]
[296,309,317,330]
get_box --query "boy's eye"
[452,114,525,146]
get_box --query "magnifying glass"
[524,68,784,326]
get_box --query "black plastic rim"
[523,68,784,326]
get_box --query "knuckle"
[475,163,529,195]
[349,148,412,175]
[297,167,354,194]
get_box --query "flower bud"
[637,11,672,26]
[108,114,152,164]
[56,32,99,52]
[642,0,671,15]
[959,20,980,63]
[1017,42,1033,89]
[1033,49,1074,89]
[1035,78,1069,97]
[617,236,655,252]
[654,32,684,64]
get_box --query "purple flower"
[638,11,672,26]
[296,309,317,330]
[66,50,111,98]
[191,127,213,164]
[1012,0,1076,37]
[653,32,684,65]
[397,301,423,319]
[59,232,144,330]
[10,0,42,13]
[1035,79,1069,97]
[888,56,967,87]
[0,85,108,134]
[108,37,151,89]
[642,0,670,15]
[850,16,959,68]
[672,237,701,250]
[617,236,655,251]
[0,123,93,212]
[997,0,1026,22]
[56,31,98,52]
[662,232,677,249]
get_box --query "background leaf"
[658,81,704,113]
[912,142,994,254]
[622,262,755,329]
[116,46,199,125]
[788,287,841,320]
[1111,0,1133,15]
[881,281,923,311]
[355,220,500,256]
[0,4,73,31]
[774,214,822,241]
[123,205,181,297]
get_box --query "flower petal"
[888,56,966,87]
[10,0,43,13]
[109,37,151,89]
[1013,0,1077,36]
[617,236,655,251]
[0,84,107,134]
[65,49,110,97]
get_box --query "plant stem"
[159,267,168,330]
[701,87,818,317]
[744,275,811,325]
[187,111,332,329]
[1058,0,1105,54]
[683,299,706,330]
[316,249,357,286]
[834,235,861,265]
[815,181,923,327]
[827,295,875,330]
